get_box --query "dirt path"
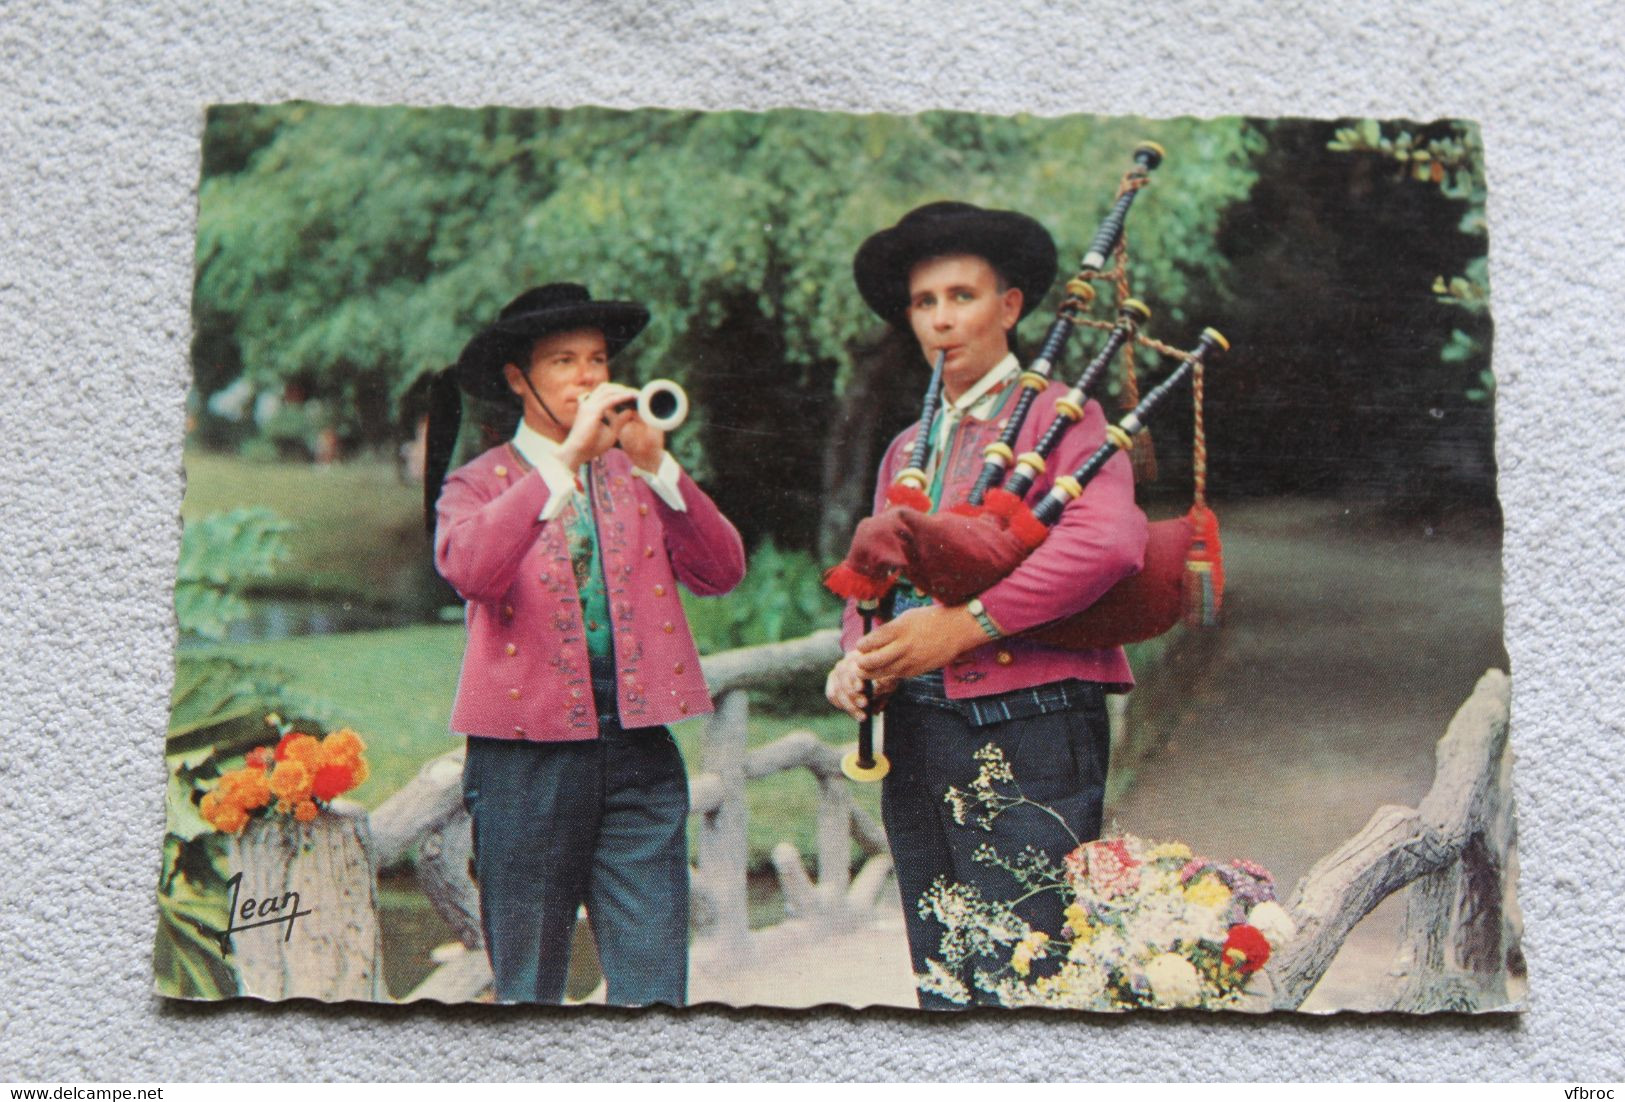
[1106,495,1507,1012]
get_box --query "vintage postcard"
[157,104,1514,1013]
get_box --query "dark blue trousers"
[462,673,690,1006]
[880,680,1111,1010]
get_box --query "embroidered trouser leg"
[462,724,689,1006]
[881,685,1110,1009]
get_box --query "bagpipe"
[828,144,1231,780]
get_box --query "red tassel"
[1181,503,1224,627]
[947,502,986,518]
[982,488,1021,518]
[1004,502,1049,551]
[823,562,900,602]
[885,484,932,513]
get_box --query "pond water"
[179,596,443,648]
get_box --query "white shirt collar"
[947,352,1020,419]
[932,351,1019,451]
[512,419,569,472]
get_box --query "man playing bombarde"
[429,283,745,1005]
[825,203,1148,1008]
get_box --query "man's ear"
[1000,286,1024,331]
[503,361,525,399]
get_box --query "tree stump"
[225,801,384,1001]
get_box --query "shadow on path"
[1107,495,1507,1012]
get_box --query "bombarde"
[605,379,690,433]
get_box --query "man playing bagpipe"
[823,203,1149,1009]
[427,283,746,1005]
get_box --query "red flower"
[245,746,271,771]
[1222,924,1271,973]
[310,763,356,802]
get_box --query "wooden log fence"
[222,628,1517,1012]
[1263,667,1519,1011]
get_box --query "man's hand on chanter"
[824,650,896,722]
[855,603,990,683]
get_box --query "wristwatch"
[967,597,1002,641]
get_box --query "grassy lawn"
[182,448,435,608]
[196,623,878,871]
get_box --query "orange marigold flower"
[321,728,366,763]
[215,767,271,812]
[236,769,272,811]
[287,736,323,771]
[275,731,321,766]
[269,759,313,804]
[204,796,250,834]
[294,799,319,823]
[310,763,355,802]
[351,758,369,786]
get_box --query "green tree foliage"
[192,106,1258,547]
[1203,118,1496,507]
[1329,120,1492,403]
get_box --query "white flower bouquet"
[922,744,1297,1011]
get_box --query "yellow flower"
[1184,873,1232,910]
[1064,901,1090,934]
[270,759,313,804]
[1148,842,1193,863]
[1011,931,1050,976]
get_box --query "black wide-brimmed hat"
[451,282,649,402]
[853,201,1058,327]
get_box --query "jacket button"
[673,662,685,675]
[662,622,674,634]
[502,605,514,620]
[571,688,582,700]
[639,504,650,516]
[505,643,517,657]
[540,572,550,583]
[678,700,689,714]
[509,688,521,700]
[653,584,666,597]
[494,465,508,478]
[996,650,1014,666]
[514,726,525,737]
[644,545,654,558]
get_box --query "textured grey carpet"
[3,0,1622,1082]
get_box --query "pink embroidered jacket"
[436,444,746,741]
[841,384,1148,695]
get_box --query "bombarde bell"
[612,379,689,433]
